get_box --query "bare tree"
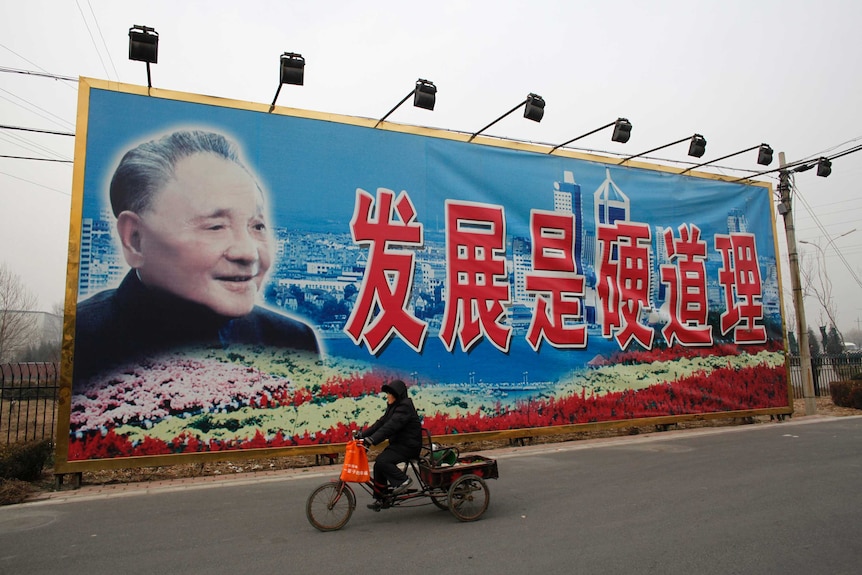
[799,247,844,346]
[0,263,39,363]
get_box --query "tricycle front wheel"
[306,481,356,531]
[447,474,489,521]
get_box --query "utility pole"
[777,152,817,415]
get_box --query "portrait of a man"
[73,130,319,382]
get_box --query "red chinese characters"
[715,233,766,343]
[597,221,654,349]
[439,201,512,352]
[525,210,587,350]
[345,187,770,355]
[660,224,713,346]
[345,188,427,354]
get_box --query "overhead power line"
[730,143,862,183]
[792,176,862,291]
[0,124,75,137]
[0,65,78,82]
[0,154,73,163]
[0,170,71,196]
[0,131,71,162]
[0,87,76,131]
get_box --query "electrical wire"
[792,136,862,166]
[826,144,862,162]
[0,131,71,162]
[0,87,75,131]
[791,175,862,291]
[0,65,78,83]
[0,155,73,163]
[75,0,112,81]
[0,125,74,162]
[729,142,862,183]
[85,0,119,81]
[0,46,78,88]
[0,170,71,196]
[0,124,74,137]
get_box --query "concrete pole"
[778,152,817,415]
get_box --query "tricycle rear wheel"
[306,481,356,531]
[447,474,489,521]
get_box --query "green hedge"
[0,439,52,481]
[830,380,862,410]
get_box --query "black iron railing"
[1,362,59,445]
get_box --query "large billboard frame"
[54,78,792,474]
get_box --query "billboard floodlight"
[679,142,774,175]
[549,117,632,154]
[757,144,774,166]
[375,79,437,128]
[469,93,546,142]
[618,133,707,165]
[688,134,707,158]
[128,25,158,89]
[612,118,633,143]
[269,52,305,112]
[280,52,305,86]
[524,93,545,122]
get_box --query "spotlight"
[128,25,158,89]
[279,52,305,86]
[269,52,306,112]
[128,25,158,63]
[375,79,437,127]
[757,144,774,166]
[413,79,436,111]
[688,134,707,158]
[469,92,546,141]
[523,93,545,122]
[611,118,633,144]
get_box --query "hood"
[381,379,408,400]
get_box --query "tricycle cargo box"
[419,455,499,489]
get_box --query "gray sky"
[1,0,860,335]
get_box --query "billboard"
[55,78,790,471]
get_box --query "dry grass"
[0,479,34,505]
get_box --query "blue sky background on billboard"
[1,0,861,336]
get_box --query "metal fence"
[786,354,862,399]
[1,362,59,445]
[0,355,860,446]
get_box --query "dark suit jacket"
[74,271,319,383]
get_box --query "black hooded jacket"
[361,380,423,458]
[73,270,319,383]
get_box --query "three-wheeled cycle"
[306,430,498,531]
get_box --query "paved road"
[2,416,861,575]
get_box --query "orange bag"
[340,440,370,482]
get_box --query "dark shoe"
[367,500,383,512]
[391,477,413,496]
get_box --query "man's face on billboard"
[124,152,273,317]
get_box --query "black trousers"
[373,446,410,494]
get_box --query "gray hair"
[109,130,258,217]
